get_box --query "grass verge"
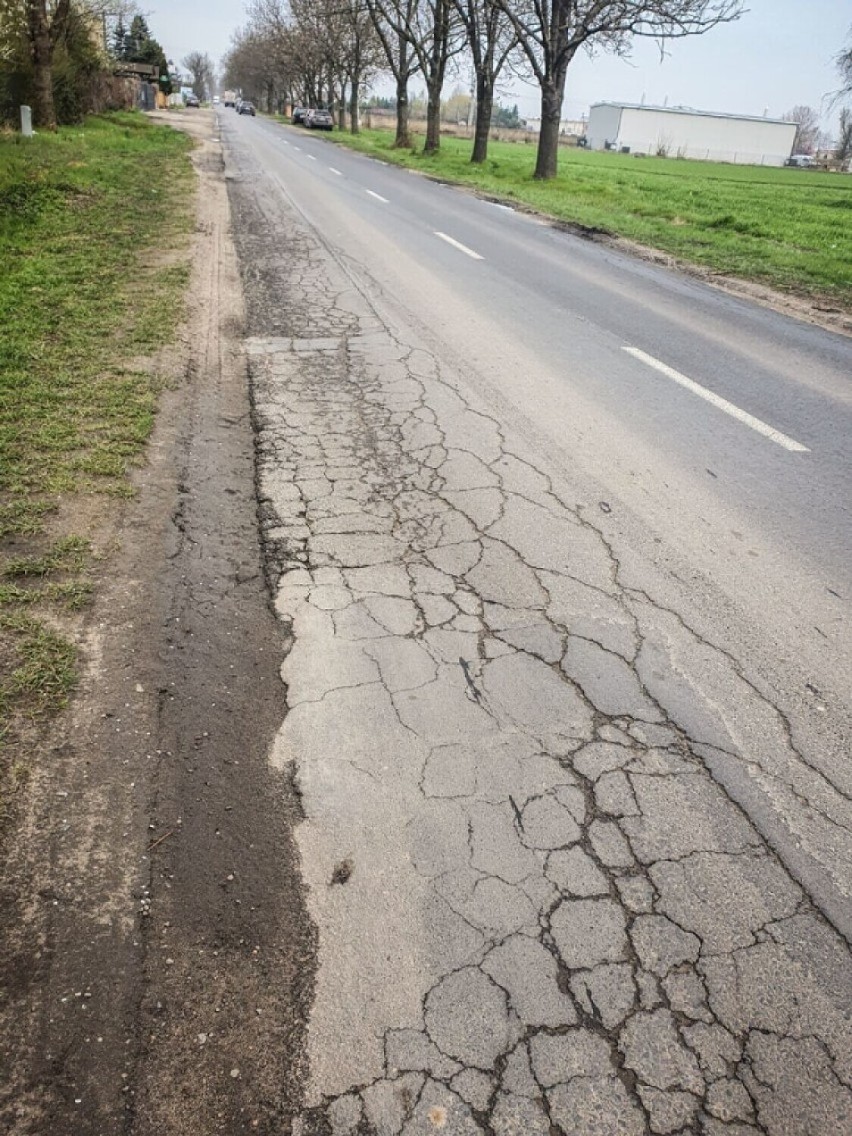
[320,126,852,306]
[0,111,194,810]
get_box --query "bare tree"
[222,27,281,109]
[493,1,743,179]
[290,0,339,110]
[289,0,385,131]
[365,0,422,147]
[369,0,466,152]
[783,104,820,155]
[183,51,215,99]
[452,0,519,162]
[835,27,852,105]
[837,107,852,163]
[338,0,384,133]
[243,0,321,109]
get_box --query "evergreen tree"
[126,15,151,62]
[113,16,126,60]
[121,13,170,88]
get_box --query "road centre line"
[366,190,389,203]
[329,167,343,175]
[307,154,316,160]
[622,347,810,453]
[434,232,484,261]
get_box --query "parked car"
[292,106,309,125]
[238,101,256,116]
[185,93,200,108]
[306,108,333,131]
[786,154,814,168]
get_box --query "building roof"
[590,102,792,127]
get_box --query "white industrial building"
[585,103,797,166]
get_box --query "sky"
[149,1,851,132]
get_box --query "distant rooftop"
[591,102,792,127]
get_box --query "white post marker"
[622,347,809,453]
[434,232,483,260]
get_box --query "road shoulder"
[0,110,314,1135]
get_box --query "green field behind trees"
[324,128,852,305]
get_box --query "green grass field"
[324,128,852,305]
[0,112,193,778]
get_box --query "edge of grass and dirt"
[0,108,316,1134]
[298,122,852,336]
[0,110,195,827]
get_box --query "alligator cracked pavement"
[224,132,852,1135]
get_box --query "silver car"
[306,108,333,131]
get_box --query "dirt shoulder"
[605,232,852,338]
[0,110,313,1135]
[479,190,852,338]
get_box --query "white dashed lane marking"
[622,347,809,452]
[366,190,389,203]
[434,232,484,261]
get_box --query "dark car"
[292,106,309,125]
[306,108,333,131]
[185,93,200,108]
[238,101,256,116]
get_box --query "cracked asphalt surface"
[216,111,852,1136]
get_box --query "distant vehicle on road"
[306,108,333,131]
[292,107,309,125]
[213,95,220,105]
[223,90,236,107]
[185,93,200,108]
[238,101,256,116]
[786,154,814,167]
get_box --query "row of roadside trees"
[223,1,746,178]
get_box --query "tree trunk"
[534,77,564,180]
[26,1,57,130]
[394,78,410,149]
[424,81,441,153]
[471,74,493,164]
[349,77,360,135]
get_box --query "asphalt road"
[218,110,852,1135]
[233,113,850,678]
